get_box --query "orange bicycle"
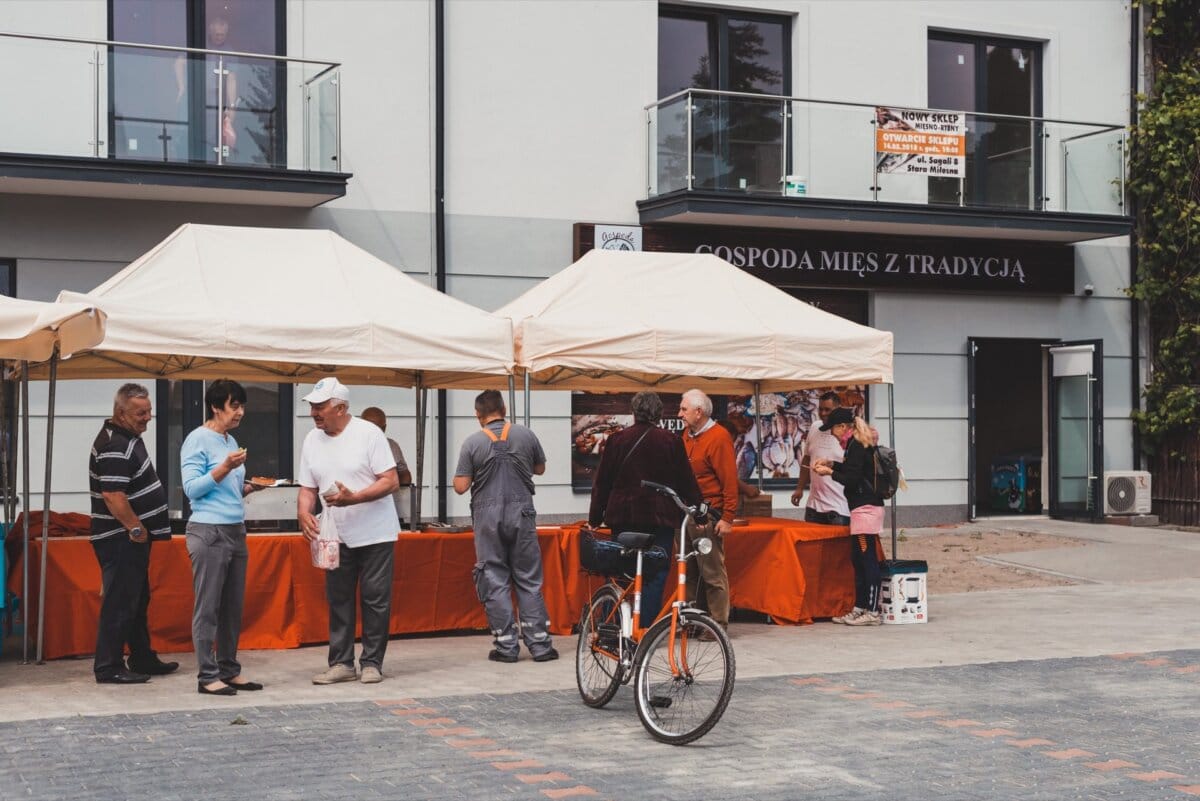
[575,480,735,745]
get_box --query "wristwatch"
[128,525,143,538]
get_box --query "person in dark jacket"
[813,407,884,626]
[589,391,701,623]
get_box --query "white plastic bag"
[310,506,341,570]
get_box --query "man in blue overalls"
[453,390,557,663]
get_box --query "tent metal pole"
[36,349,58,664]
[888,382,897,559]
[507,374,516,421]
[412,379,425,529]
[19,362,30,664]
[753,382,764,491]
[523,371,530,428]
[0,366,11,536]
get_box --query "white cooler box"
[880,559,928,624]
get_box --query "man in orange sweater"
[678,389,739,630]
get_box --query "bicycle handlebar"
[640,480,713,523]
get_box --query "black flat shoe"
[532,647,560,663]
[129,658,179,676]
[96,669,150,685]
[488,649,518,663]
[197,682,237,696]
[223,679,264,691]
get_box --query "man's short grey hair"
[681,389,712,417]
[113,383,150,411]
[630,391,663,424]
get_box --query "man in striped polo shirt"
[89,383,177,684]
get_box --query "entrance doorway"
[968,337,1048,519]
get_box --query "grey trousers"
[326,540,395,670]
[471,499,553,658]
[186,522,248,683]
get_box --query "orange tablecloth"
[12,518,864,660]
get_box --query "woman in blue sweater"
[181,380,263,696]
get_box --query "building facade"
[0,0,1139,526]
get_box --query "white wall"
[0,0,1135,521]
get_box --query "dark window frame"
[660,4,792,98]
[659,5,794,188]
[106,0,288,167]
[156,379,293,528]
[928,30,1045,209]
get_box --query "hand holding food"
[224,447,248,470]
[322,480,356,507]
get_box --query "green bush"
[1129,0,1200,454]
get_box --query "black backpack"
[871,446,902,500]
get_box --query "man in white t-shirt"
[790,392,851,525]
[297,378,399,685]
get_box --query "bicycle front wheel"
[633,612,735,745]
[575,585,624,708]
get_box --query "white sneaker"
[845,610,882,626]
[832,608,864,624]
[312,664,358,684]
[360,666,383,684]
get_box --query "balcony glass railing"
[647,89,1126,216]
[0,31,340,172]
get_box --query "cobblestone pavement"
[4,647,1199,801]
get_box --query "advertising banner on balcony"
[874,106,966,177]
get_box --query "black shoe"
[197,681,237,696]
[532,647,560,663]
[128,657,179,676]
[222,679,264,691]
[649,694,673,709]
[488,649,519,663]
[96,669,150,685]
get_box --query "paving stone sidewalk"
[5,648,1198,801]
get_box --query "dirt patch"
[882,530,1089,594]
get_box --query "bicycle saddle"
[616,531,655,550]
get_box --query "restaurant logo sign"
[595,225,642,251]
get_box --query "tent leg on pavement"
[36,349,58,664]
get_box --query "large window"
[109,0,285,166]
[658,5,790,192]
[157,379,292,526]
[928,32,1042,209]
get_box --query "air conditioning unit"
[1103,471,1152,515]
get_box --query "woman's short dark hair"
[630,391,663,424]
[205,379,247,419]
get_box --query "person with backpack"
[812,407,885,626]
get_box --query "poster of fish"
[570,388,865,492]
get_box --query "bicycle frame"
[597,492,708,680]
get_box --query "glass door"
[1047,341,1103,520]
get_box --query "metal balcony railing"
[0,31,341,172]
[647,89,1127,216]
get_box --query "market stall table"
[11,519,867,660]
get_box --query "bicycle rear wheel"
[576,585,624,708]
[633,612,735,744]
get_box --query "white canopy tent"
[0,296,107,665]
[497,250,893,393]
[496,249,900,548]
[50,223,514,389]
[17,224,515,662]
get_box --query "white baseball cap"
[301,377,350,404]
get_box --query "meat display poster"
[874,106,966,177]
[570,388,867,492]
